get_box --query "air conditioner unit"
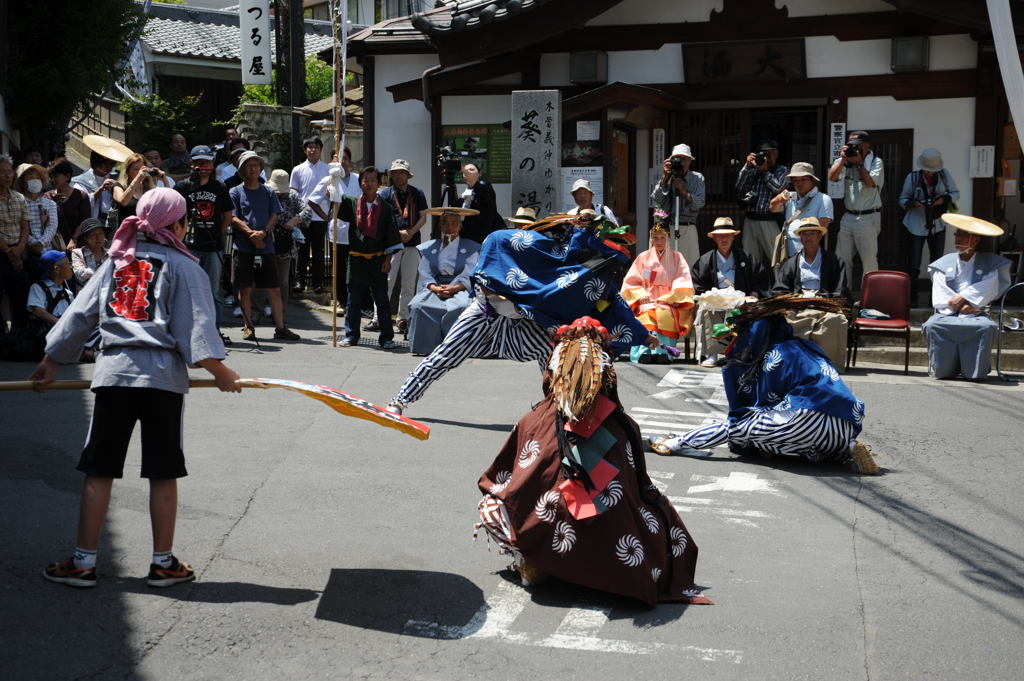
[570,51,608,85]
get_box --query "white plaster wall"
[778,0,893,17]
[373,54,437,191]
[588,0,722,26]
[540,53,572,87]
[807,35,977,78]
[848,95,976,252]
[635,128,650,245]
[442,95,514,216]
[608,45,685,84]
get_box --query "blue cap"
[40,250,68,278]
[190,145,215,161]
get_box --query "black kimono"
[691,247,770,299]
[772,249,853,309]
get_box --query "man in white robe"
[921,214,1012,380]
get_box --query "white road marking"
[646,470,675,479]
[553,603,610,637]
[633,417,703,430]
[650,389,687,400]
[633,407,727,418]
[687,472,785,497]
[405,583,743,661]
[684,396,731,406]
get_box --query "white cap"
[571,178,594,194]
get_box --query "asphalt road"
[3,302,1023,680]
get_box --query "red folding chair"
[847,270,912,375]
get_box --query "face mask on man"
[27,179,43,193]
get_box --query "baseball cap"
[190,145,215,161]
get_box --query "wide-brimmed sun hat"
[793,216,827,235]
[942,213,1004,237]
[508,206,537,224]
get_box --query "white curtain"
[988,0,1024,128]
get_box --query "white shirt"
[71,169,112,218]
[217,162,236,182]
[290,159,331,204]
[716,250,736,289]
[931,253,1001,316]
[567,203,618,225]
[27,278,72,316]
[309,176,348,245]
[798,248,823,292]
[417,235,479,292]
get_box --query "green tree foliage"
[6,0,149,148]
[122,90,203,152]
[235,56,339,110]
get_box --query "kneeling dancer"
[651,296,878,474]
[475,319,712,605]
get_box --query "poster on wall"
[560,167,604,213]
[441,124,512,184]
[828,122,846,199]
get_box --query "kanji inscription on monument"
[511,90,561,218]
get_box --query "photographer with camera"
[828,130,885,288]
[111,153,162,231]
[898,148,959,307]
[769,162,833,263]
[735,139,789,266]
[651,143,705,268]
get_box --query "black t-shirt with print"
[175,178,233,252]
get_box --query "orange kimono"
[621,247,695,340]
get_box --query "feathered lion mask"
[547,317,616,422]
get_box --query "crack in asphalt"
[853,476,873,681]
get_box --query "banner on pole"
[240,0,273,85]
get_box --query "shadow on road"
[315,568,485,636]
[124,580,320,605]
[416,417,515,433]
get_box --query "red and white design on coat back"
[109,259,155,321]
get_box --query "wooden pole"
[330,0,349,347]
[0,379,231,392]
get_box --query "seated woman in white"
[922,214,1011,380]
[407,207,481,355]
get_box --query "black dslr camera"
[754,150,769,167]
[843,143,862,168]
[670,156,687,178]
[737,191,758,211]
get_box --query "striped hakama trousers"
[393,299,553,406]
[663,408,857,463]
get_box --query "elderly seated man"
[922,214,1012,380]
[771,217,853,372]
[407,207,481,355]
[690,217,770,366]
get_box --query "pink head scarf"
[109,188,199,269]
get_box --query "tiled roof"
[142,4,335,62]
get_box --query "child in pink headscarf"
[29,188,243,590]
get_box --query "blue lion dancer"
[650,298,878,475]
[386,213,656,416]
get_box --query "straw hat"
[508,206,537,224]
[83,134,134,163]
[793,217,827,234]
[941,213,1004,237]
[707,216,740,237]
[15,163,49,185]
[266,169,291,193]
[424,206,479,217]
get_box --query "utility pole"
[274,0,305,166]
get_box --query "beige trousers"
[696,308,730,359]
[785,309,849,373]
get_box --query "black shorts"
[76,387,187,479]
[232,250,280,289]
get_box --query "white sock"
[153,550,173,568]
[73,547,97,569]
